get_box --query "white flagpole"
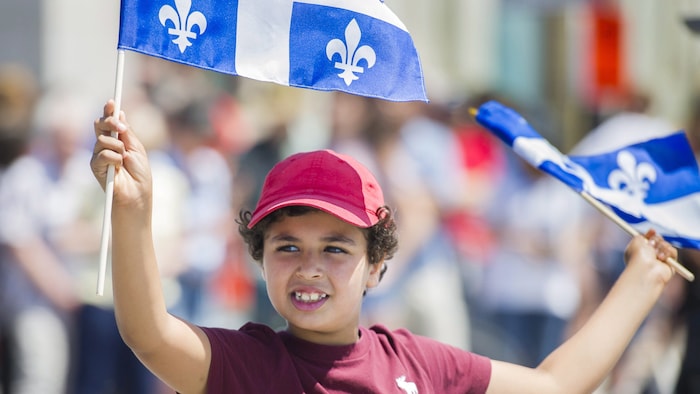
[580,192,695,282]
[97,49,126,296]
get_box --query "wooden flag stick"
[96,49,126,296]
[580,192,694,282]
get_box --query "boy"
[91,100,677,393]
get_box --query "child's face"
[261,209,383,345]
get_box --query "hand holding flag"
[472,100,697,282]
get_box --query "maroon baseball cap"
[247,149,385,229]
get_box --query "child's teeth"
[295,292,326,302]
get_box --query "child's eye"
[277,244,299,252]
[324,246,347,254]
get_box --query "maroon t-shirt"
[201,322,491,393]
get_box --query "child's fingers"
[94,100,128,138]
[643,229,678,263]
[644,229,660,247]
[657,239,677,262]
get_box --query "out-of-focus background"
[2,0,700,393]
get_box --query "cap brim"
[248,197,376,229]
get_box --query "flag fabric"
[474,100,700,250]
[118,0,427,102]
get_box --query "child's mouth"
[291,291,328,311]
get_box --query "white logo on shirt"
[396,375,418,394]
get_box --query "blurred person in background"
[205,77,257,326]
[359,98,472,350]
[164,98,234,326]
[476,146,586,368]
[445,93,508,324]
[0,65,79,393]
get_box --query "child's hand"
[624,229,676,285]
[90,100,152,210]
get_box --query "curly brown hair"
[237,206,398,283]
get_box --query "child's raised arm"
[486,229,676,394]
[91,100,212,394]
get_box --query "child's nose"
[295,254,323,279]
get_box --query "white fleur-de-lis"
[159,0,207,53]
[326,19,376,86]
[607,151,657,200]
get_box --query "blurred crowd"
[1,58,699,394]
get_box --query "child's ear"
[366,260,385,289]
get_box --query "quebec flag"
[475,100,700,250]
[118,0,427,102]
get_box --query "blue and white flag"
[475,100,700,249]
[118,0,427,101]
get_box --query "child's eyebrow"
[268,234,299,243]
[267,233,357,245]
[320,234,357,245]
